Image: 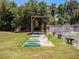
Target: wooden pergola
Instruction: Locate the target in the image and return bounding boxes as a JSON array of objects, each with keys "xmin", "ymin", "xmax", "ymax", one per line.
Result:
[{"xmin": 31, "ymin": 16, "xmax": 48, "ymax": 33}]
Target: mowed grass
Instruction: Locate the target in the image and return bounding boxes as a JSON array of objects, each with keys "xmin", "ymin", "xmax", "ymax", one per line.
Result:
[{"xmin": 0, "ymin": 32, "xmax": 79, "ymax": 59}]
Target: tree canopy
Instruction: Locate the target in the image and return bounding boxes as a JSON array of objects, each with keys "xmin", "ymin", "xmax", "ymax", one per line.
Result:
[{"xmin": 0, "ymin": 0, "xmax": 79, "ymax": 31}]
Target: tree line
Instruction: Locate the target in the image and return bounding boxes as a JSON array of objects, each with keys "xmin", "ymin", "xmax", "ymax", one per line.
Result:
[{"xmin": 0, "ymin": 0, "xmax": 79, "ymax": 31}]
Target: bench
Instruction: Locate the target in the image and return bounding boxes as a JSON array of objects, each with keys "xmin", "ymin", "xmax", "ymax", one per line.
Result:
[{"xmin": 65, "ymin": 38, "xmax": 74, "ymax": 44}]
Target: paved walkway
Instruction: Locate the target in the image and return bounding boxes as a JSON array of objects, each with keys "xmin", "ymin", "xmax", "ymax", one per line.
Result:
[{"xmin": 22, "ymin": 33, "xmax": 54, "ymax": 47}]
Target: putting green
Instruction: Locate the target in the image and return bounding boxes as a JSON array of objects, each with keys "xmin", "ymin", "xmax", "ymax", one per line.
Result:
[
  {"xmin": 23, "ymin": 42, "xmax": 40, "ymax": 46},
  {"xmin": 31, "ymin": 35, "xmax": 40, "ymax": 37},
  {"xmin": 22, "ymin": 32, "xmax": 41, "ymax": 47}
]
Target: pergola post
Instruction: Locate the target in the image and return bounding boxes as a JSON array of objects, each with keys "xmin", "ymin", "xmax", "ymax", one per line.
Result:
[
  {"xmin": 31, "ymin": 17, "xmax": 33, "ymax": 33},
  {"xmin": 43, "ymin": 17, "xmax": 47, "ymax": 34}
]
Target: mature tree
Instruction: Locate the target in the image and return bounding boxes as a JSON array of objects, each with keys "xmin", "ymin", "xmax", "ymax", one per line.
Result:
[
  {"xmin": 38, "ymin": 1, "xmax": 48, "ymax": 16},
  {"xmin": 57, "ymin": 0, "xmax": 79, "ymax": 25},
  {"xmin": 0, "ymin": 0, "xmax": 14, "ymax": 31},
  {"xmin": 50, "ymin": 3, "xmax": 57, "ymax": 16}
]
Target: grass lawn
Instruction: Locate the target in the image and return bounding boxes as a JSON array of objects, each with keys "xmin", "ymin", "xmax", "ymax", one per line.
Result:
[{"xmin": 0, "ymin": 32, "xmax": 79, "ymax": 59}]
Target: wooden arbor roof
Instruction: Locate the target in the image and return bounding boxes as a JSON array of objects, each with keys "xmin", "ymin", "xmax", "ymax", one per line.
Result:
[{"xmin": 31, "ymin": 16, "xmax": 48, "ymax": 23}]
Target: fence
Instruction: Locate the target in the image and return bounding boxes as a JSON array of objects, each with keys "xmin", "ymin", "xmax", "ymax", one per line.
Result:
[{"xmin": 49, "ymin": 25, "xmax": 79, "ymax": 48}]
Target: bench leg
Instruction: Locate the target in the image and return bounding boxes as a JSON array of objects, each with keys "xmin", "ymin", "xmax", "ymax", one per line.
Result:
[{"xmin": 67, "ymin": 39, "xmax": 70, "ymax": 44}]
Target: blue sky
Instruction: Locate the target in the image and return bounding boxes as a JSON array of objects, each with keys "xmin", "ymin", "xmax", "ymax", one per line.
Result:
[{"xmin": 13, "ymin": 0, "xmax": 79, "ymax": 6}]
